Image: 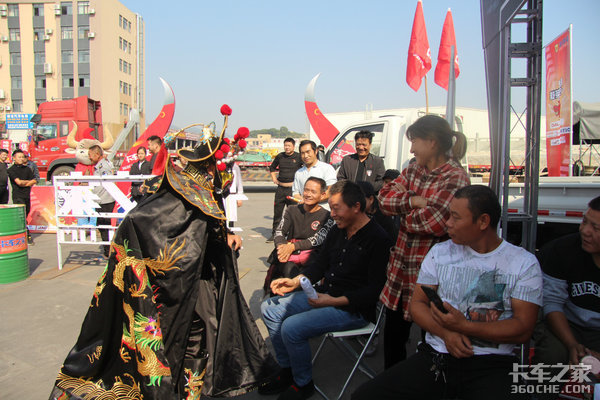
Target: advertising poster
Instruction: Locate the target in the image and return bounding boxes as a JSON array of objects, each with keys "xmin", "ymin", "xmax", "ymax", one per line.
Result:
[
  {"xmin": 545, "ymin": 26, "xmax": 572, "ymax": 176},
  {"xmin": 1, "ymin": 139, "xmax": 11, "ymax": 161},
  {"xmin": 28, "ymin": 186, "xmax": 57, "ymax": 233}
]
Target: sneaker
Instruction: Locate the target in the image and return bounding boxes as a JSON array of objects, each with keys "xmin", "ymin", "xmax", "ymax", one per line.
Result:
[
  {"xmin": 258, "ymin": 368, "xmax": 293, "ymax": 395},
  {"xmin": 277, "ymin": 381, "xmax": 315, "ymax": 400},
  {"xmin": 265, "ymin": 235, "xmax": 275, "ymax": 243}
]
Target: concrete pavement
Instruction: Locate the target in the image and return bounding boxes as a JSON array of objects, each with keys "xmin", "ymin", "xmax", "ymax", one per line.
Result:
[{"xmin": 0, "ymin": 187, "xmax": 416, "ymax": 399}]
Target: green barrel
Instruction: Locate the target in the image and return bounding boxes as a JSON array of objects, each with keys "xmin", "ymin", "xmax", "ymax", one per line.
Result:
[{"xmin": 0, "ymin": 205, "xmax": 29, "ymax": 284}]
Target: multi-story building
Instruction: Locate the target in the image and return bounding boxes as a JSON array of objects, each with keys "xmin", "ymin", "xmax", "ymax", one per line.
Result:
[{"xmin": 0, "ymin": 0, "xmax": 145, "ymax": 148}]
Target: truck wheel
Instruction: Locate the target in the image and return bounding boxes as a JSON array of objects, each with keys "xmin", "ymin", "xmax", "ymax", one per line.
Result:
[{"xmin": 50, "ymin": 165, "xmax": 75, "ymax": 180}]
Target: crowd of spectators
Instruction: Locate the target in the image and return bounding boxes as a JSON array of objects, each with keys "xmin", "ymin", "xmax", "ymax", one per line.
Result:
[{"xmin": 262, "ymin": 114, "xmax": 599, "ymax": 400}]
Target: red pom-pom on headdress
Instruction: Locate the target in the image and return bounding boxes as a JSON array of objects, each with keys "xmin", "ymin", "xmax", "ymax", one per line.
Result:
[
  {"xmin": 220, "ymin": 144, "xmax": 231, "ymax": 154},
  {"xmin": 214, "ymin": 150, "xmax": 224, "ymax": 160},
  {"xmin": 217, "ymin": 162, "xmax": 227, "ymax": 171},
  {"xmin": 238, "ymin": 139, "xmax": 247, "ymax": 149},
  {"xmin": 220, "ymin": 104, "xmax": 232, "ymax": 116},
  {"xmin": 237, "ymin": 127, "xmax": 250, "ymax": 139},
  {"xmin": 223, "ymin": 138, "xmax": 231, "ymax": 145}
]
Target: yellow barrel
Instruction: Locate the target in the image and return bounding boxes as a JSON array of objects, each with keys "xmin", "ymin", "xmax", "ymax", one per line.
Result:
[{"xmin": 0, "ymin": 205, "xmax": 29, "ymax": 284}]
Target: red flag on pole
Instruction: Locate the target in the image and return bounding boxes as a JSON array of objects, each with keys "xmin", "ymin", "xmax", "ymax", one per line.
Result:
[
  {"xmin": 434, "ymin": 8, "xmax": 460, "ymax": 90},
  {"xmin": 406, "ymin": 0, "xmax": 432, "ymax": 92}
]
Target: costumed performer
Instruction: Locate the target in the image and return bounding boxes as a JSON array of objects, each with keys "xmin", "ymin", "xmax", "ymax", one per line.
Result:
[{"xmin": 49, "ymin": 104, "xmax": 276, "ymax": 400}]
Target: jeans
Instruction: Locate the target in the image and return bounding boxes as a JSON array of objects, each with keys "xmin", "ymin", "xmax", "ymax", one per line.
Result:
[{"xmin": 261, "ymin": 291, "xmax": 368, "ymax": 386}]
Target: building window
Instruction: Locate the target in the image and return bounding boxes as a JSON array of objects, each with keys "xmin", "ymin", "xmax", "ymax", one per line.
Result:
[
  {"xmin": 61, "ymin": 2, "xmax": 72, "ymax": 15},
  {"xmin": 11, "ymin": 77, "xmax": 22, "ymax": 89},
  {"xmin": 9, "ymin": 29, "xmax": 20, "ymax": 42},
  {"xmin": 34, "ymin": 28, "xmax": 45, "ymax": 41},
  {"xmin": 33, "ymin": 4, "xmax": 44, "ymax": 17},
  {"xmin": 128, "ymin": 21, "xmax": 132, "ymax": 32},
  {"xmin": 61, "ymin": 27, "xmax": 73, "ymax": 40},
  {"xmin": 128, "ymin": 84, "xmax": 132, "ymax": 96},
  {"xmin": 119, "ymin": 15, "xmax": 123, "ymax": 28},
  {"xmin": 78, "ymin": 1, "xmax": 89, "ymax": 15},
  {"xmin": 62, "ymin": 77, "xmax": 74, "ymax": 88},
  {"xmin": 78, "ymin": 49, "xmax": 90, "ymax": 63},
  {"xmin": 36, "ymin": 77, "xmax": 47, "ymax": 89},
  {"xmin": 61, "ymin": 50, "xmax": 73, "ymax": 63},
  {"xmin": 119, "ymin": 37, "xmax": 122, "ymax": 49},
  {"xmin": 8, "ymin": 4, "xmax": 19, "ymax": 17},
  {"xmin": 79, "ymin": 75, "xmax": 90, "ymax": 87},
  {"xmin": 78, "ymin": 26, "xmax": 89, "ymax": 39},
  {"xmin": 10, "ymin": 53, "xmax": 21, "ymax": 65},
  {"xmin": 128, "ymin": 42, "xmax": 132, "ymax": 54},
  {"xmin": 12, "ymin": 101, "xmax": 23, "ymax": 112},
  {"xmin": 34, "ymin": 52, "xmax": 45, "ymax": 64},
  {"xmin": 119, "ymin": 59, "xmax": 122, "ymax": 71}
]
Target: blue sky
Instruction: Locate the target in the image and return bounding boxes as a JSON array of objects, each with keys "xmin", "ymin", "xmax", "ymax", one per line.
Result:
[{"xmin": 120, "ymin": 0, "xmax": 600, "ymax": 133}]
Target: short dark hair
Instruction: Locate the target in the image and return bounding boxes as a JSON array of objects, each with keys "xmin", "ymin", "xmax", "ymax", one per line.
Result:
[
  {"xmin": 453, "ymin": 185, "xmax": 501, "ymax": 228},
  {"xmin": 589, "ymin": 195, "xmax": 600, "ymax": 212},
  {"xmin": 147, "ymin": 135, "xmax": 162, "ymax": 145},
  {"xmin": 299, "ymin": 140, "xmax": 317, "ymax": 152},
  {"xmin": 305, "ymin": 176, "xmax": 326, "ymax": 192},
  {"xmin": 383, "ymin": 169, "xmax": 400, "ymax": 180},
  {"xmin": 89, "ymin": 144, "xmax": 103, "ymax": 155},
  {"xmin": 356, "ymin": 180, "xmax": 375, "ymax": 198},
  {"xmin": 284, "ymin": 137, "xmax": 296, "ymax": 145},
  {"xmin": 354, "ymin": 130, "xmax": 374, "ymax": 143},
  {"xmin": 136, "ymin": 146, "xmax": 147, "ymax": 154},
  {"xmin": 329, "ymin": 180, "xmax": 366, "ymax": 212},
  {"xmin": 12, "ymin": 149, "xmax": 23, "ymax": 157},
  {"xmin": 0, "ymin": 148, "xmax": 8, "ymax": 155}
]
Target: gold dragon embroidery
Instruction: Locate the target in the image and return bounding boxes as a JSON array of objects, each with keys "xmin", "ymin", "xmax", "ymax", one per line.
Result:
[
  {"xmin": 55, "ymin": 372, "xmax": 143, "ymax": 400},
  {"xmin": 112, "ymin": 239, "xmax": 185, "ymax": 298},
  {"xmin": 86, "ymin": 346, "xmax": 102, "ymax": 364},
  {"xmin": 184, "ymin": 367, "xmax": 206, "ymax": 400},
  {"xmin": 121, "ymin": 302, "xmax": 171, "ymax": 386}
]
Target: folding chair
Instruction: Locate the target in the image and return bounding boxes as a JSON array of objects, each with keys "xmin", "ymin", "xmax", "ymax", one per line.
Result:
[{"xmin": 311, "ymin": 304, "xmax": 385, "ymax": 400}]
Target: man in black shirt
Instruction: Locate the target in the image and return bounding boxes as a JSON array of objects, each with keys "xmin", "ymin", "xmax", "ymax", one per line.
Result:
[
  {"xmin": 268, "ymin": 137, "xmax": 302, "ymax": 242},
  {"xmin": 0, "ymin": 148, "xmax": 9, "ymax": 204},
  {"xmin": 259, "ymin": 180, "xmax": 392, "ymax": 400},
  {"xmin": 8, "ymin": 149, "xmax": 36, "ymax": 243}
]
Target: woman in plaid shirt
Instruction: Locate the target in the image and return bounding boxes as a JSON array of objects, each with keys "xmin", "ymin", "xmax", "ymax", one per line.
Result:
[{"xmin": 377, "ymin": 115, "xmax": 470, "ymax": 369}]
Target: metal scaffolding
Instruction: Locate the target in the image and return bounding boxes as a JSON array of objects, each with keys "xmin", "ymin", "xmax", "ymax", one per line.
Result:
[{"xmin": 481, "ymin": 0, "xmax": 543, "ymax": 253}]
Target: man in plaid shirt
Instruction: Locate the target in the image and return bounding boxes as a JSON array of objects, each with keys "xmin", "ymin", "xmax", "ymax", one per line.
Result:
[{"xmin": 377, "ymin": 115, "xmax": 470, "ymax": 369}]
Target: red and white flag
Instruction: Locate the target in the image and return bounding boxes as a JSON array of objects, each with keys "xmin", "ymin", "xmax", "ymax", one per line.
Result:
[
  {"xmin": 406, "ymin": 0, "xmax": 432, "ymax": 92},
  {"xmin": 434, "ymin": 8, "xmax": 460, "ymax": 90}
]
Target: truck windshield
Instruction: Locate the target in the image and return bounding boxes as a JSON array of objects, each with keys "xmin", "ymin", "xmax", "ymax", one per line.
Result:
[
  {"xmin": 328, "ymin": 123, "xmax": 384, "ymax": 168},
  {"xmin": 36, "ymin": 124, "xmax": 58, "ymax": 140}
]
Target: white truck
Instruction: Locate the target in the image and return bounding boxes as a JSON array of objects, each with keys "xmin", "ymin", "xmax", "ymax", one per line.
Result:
[{"xmin": 310, "ymin": 106, "xmax": 600, "ymax": 246}]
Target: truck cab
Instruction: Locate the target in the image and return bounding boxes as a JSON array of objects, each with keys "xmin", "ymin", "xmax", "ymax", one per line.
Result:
[{"xmin": 29, "ymin": 96, "xmax": 103, "ymax": 180}]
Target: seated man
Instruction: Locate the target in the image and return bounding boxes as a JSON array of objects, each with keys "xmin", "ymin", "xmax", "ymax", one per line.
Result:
[
  {"xmin": 533, "ymin": 195, "xmax": 600, "ymax": 378},
  {"xmin": 260, "ymin": 180, "xmax": 392, "ymax": 400},
  {"xmin": 264, "ymin": 177, "xmax": 335, "ymax": 294},
  {"xmin": 352, "ymin": 185, "xmax": 542, "ymax": 400}
]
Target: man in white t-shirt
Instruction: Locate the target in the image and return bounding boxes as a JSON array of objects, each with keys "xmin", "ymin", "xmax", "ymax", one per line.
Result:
[
  {"xmin": 352, "ymin": 185, "xmax": 542, "ymax": 400},
  {"xmin": 292, "ymin": 140, "xmax": 336, "ymax": 210}
]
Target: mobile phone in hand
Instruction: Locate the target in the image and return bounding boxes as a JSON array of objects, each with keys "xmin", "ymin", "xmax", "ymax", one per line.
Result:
[{"xmin": 421, "ymin": 286, "xmax": 448, "ymax": 314}]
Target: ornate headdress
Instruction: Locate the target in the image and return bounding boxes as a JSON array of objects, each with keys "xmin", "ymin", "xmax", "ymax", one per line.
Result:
[{"xmin": 162, "ymin": 105, "xmax": 249, "ymax": 219}]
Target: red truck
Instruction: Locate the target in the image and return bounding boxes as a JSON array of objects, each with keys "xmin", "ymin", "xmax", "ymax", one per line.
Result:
[{"xmin": 28, "ymin": 96, "xmax": 104, "ymax": 180}]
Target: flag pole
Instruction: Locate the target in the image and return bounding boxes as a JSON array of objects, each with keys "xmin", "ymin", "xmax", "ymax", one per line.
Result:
[
  {"xmin": 445, "ymin": 45, "xmax": 456, "ymax": 129},
  {"xmin": 424, "ymin": 75, "xmax": 429, "ymax": 113}
]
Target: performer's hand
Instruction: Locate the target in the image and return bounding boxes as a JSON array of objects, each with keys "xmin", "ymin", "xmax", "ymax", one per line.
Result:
[
  {"xmin": 270, "ymin": 278, "xmax": 299, "ymax": 296},
  {"xmin": 441, "ymin": 331, "xmax": 474, "ymax": 358},
  {"xmin": 236, "ymin": 200, "xmax": 243, "ymax": 207},
  {"xmin": 276, "ymin": 243, "xmax": 295, "ymax": 263},
  {"xmin": 227, "ymin": 233, "xmax": 242, "ymax": 251}
]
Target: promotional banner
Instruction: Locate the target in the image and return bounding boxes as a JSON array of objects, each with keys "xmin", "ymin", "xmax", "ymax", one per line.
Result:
[
  {"xmin": 1, "ymin": 139, "xmax": 12, "ymax": 161},
  {"xmin": 545, "ymin": 27, "xmax": 572, "ymax": 176},
  {"xmin": 434, "ymin": 8, "xmax": 460, "ymax": 90},
  {"xmin": 28, "ymin": 186, "xmax": 57, "ymax": 233}
]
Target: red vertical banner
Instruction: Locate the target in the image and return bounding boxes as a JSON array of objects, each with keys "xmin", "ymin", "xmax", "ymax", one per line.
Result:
[
  {"xmin": 545, "ymin": 27, "xmax": 572, "ymax": 176},
  {"xmin": 406, "ymin": 0, "xmax": 431, "ymax": 92}
]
